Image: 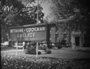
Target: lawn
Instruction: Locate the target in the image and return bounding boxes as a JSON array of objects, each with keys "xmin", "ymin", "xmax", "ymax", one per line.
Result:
[{"xmin": 1, "ymin": 46, "xmax": 90, "ymax": 69}]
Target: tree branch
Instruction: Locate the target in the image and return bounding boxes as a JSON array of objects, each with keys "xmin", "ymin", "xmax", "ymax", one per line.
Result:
[{"xmin": 57, "ymin": 15, "xmax": 75, "ymax": 22}]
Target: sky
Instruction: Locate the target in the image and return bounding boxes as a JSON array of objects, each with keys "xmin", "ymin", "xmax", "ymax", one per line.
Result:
[
  {"xmin": 20, "ymin": 0, "xmax": 90, "ymax": 22},
  {"xmin": 20, "ymin": 0, "xmax": 55, "ymax": 22},
  {"xmin": 35, "ymin": 0, "xmax": 55, "ymax": 22}
]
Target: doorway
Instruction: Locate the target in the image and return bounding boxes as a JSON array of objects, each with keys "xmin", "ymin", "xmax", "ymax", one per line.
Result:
[{"xmin": 75, "ymin": 36, "xmax": 80, "ymax": 46}]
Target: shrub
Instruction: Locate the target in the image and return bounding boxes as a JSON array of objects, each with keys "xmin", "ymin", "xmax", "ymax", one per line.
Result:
[
  {"xmin": 1, "ymin": 54, "xmax": 90, "ymax": 69},
  {"xmin": 24, "ymin": 42, "xmax": 36, "ymax": 54}
]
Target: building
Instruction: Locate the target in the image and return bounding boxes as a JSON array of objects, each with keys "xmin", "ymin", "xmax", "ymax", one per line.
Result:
[{"xmin": 48, "ymin": 23, "xmax": 85, "ymax": 49}]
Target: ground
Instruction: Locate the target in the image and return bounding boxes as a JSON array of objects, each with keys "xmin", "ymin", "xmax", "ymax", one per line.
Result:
[
  {"xmin": 1, "ymin": 46, "xmax": 90, "ymax": 59},
  {"xmin": 1, "ymin": 46, "xmax": 90, "ymax": 69}
]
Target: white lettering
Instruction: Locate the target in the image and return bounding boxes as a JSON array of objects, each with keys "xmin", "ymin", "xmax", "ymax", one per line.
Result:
[
  {"xmin": 17, "ymin": 33, "xmax": 35, "ymax": 38},
  {"xmin": 24, "ymin": 27, "xmax": 45, "ymax": 32},
  {"xmin": 10, "ymin": 27, "xmax": 45, "ymax": 33},
  {"xmin": 11, "ymin": 29, "xmax": 23, "ymax": 33}
]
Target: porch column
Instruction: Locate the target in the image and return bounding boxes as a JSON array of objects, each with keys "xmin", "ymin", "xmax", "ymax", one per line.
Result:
[{"xmin": 71, "ymin": 35, "xmax": 76, "ymax": 49}]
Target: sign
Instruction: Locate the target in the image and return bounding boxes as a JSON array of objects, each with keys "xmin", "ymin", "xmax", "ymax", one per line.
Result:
[{"xmin": 9, "ymin": 24, "xmax": 47, "ymax": 41}]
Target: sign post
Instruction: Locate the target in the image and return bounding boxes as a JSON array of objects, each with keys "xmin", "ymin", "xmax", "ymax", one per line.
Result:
[
  {"xmin": 36, "ymin": 42, "xmax": 38, "ymax": 57},
  {"xmin": 15, "ymin": 42, "xmax": 18, "ymax": 56},
  {"xmin": 36, "ymin": 0, "xmax": 39, "ymax": 57}
]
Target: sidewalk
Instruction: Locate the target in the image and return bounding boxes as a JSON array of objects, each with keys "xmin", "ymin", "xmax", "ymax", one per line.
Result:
[
  {"xmin": 61, "ymin": 46, "xmax": 90, "ymax": 52},
  {"xmin": 1, "ymin": 46, "xmax": 90, "ymax": 59}
]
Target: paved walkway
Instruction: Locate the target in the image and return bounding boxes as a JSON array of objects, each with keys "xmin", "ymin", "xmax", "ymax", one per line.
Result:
[
  {"xmin": 39, "ymin": 47, "xmax": 90, "ymax": 59},
  {"xmin": 61, "ymin": 46, "xmax": 90, "ymax": 52}
]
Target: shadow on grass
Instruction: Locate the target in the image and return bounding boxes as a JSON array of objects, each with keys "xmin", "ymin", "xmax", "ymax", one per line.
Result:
[{"xmin": 1, "ymin": 46, "xmax": 16, "ymax": 51}]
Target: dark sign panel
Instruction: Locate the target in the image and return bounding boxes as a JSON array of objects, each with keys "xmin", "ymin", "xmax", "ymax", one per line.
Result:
[{"xmin": 9, "ymin": 24, "xmax": 47, "ymax": 41}]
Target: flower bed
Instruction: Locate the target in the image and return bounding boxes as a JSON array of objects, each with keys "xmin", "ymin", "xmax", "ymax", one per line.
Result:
[{"xmin": 1, "ymin": 54, "xmax": 90, "ymax": 69}]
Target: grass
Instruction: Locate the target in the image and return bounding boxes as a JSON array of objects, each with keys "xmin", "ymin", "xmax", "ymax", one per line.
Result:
[{"xmin": 1, "ymin": 46, "xmax": 16, "ymax": 51}]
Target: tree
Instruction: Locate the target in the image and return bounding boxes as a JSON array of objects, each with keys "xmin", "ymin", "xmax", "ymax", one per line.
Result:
[
  {"xmin": 21, "ymin": 1, "xmax": 44, "ymax": 24},
  {"xmin": 45, "ymin": 0, "xmax": 89, "ymax": 29},
  {"xmin": 0, "ymin": 0, "xmax": 25, "ymax": 42},
  {"xmin": 44, "ymin": 0, "xmax": 90, "ymax": 46},
  {"xmin": 1, "ymin": 0, "xmax": 44, "ymax": 42}
]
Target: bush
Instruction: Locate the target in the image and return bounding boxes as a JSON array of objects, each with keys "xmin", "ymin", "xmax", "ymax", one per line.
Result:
[
  {"xmin": 56, "ymin": 43, "xmax": 62, "ymax": 49},
  {"xmin": 27, "ymin": 45, "xmax": 36, "ymax": 54},
  {"xmin": 1, "ymin": 54, "xmax": 90, "ymax": 69},
  {"xmin": 24, "ymin": 41, "xmax": 36, "ymax": 54}
]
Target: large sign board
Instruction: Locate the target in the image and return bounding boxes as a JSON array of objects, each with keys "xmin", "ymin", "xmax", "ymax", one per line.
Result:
[{"xmin": 9, "ymin": 24, "xmax": 47, "ymax": 41}]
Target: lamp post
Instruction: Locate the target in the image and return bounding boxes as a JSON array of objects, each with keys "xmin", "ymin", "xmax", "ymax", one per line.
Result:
[{"xmin": 37, "ymin": 0, "xmax": 39, "ymax": 24}]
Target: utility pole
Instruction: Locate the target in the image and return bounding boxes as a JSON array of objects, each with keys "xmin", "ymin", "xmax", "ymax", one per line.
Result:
[
  {"xmin": 36, "ymin": 0, "xmax": 44, "ymax": 57},
  {"xmin": 37, "ymin": 0, "xmax": 39, "ymax": 24},
  {"xmin": 36, "ymin": 0, "xmax": 39, "ymax": 57}
]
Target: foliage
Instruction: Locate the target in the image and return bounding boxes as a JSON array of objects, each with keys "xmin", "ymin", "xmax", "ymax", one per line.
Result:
[
  {"xmin": 47, "ymin": 0, "xmax": 89, "ymax": 31},
  {"xmin": 0, "ymin": 0, "xmax": 25, "ymax": 42},
  {"xmin": 24, "ymin": 41, "xmax": 36, "ymax": 54},
  {"xmin": 0, "ymin": 0, "xmax": 44, "ymax": 42},
  {"xmin": 1, "ymin": 54, "xmax": 90, "ymax": 69},
  {"xmin": 22, "ymin": 2, "xmax": 44, "ymax": 24}
]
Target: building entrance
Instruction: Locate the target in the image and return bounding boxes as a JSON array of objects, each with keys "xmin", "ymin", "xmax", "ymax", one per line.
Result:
[{"xmin": 75, "ymin": 36, "xmax": 80, "ymax": 46}]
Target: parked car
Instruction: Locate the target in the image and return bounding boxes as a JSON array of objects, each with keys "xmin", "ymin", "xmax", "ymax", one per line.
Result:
[{"xmin": 1, "ymin": 41, "xmax": 9, "ymax": 46}]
